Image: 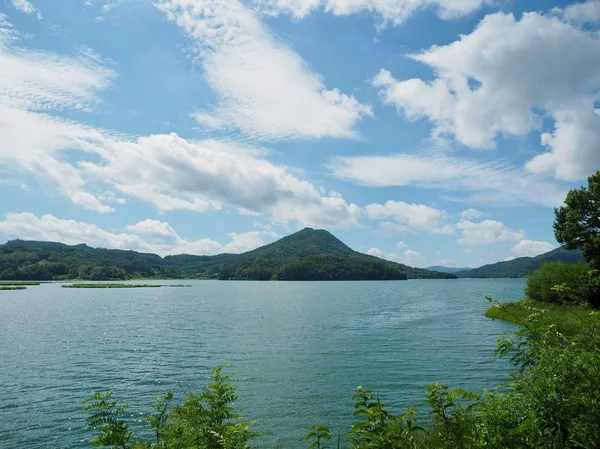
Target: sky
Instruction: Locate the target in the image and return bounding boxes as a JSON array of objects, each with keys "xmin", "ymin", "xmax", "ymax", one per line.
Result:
[{"xmin": 0, "ymin": 0, "xmax": 599, "ymax": 269}]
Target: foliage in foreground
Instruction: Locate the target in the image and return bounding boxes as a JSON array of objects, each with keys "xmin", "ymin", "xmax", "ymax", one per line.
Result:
[{"xmin": 83, "ymin": 302, "xmax": 600, "ymax": 449}]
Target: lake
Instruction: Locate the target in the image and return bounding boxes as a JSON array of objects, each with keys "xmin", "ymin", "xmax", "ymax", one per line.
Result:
[{"xmin": 0, "ymin": 279, "xmax": 524, "ymax": 448}]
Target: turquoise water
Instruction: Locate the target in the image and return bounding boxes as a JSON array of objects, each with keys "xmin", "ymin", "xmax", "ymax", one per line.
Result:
[{"xmin": 0, "ymin": 279, "xmax": 524, "ymax": 448}]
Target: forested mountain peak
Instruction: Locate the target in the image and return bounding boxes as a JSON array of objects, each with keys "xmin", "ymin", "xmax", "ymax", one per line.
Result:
[
  {"xmin": 0, "ymin": 230, "xmax": 457, "ymax": 281},
  {"xmin": 242, "ymin": 227, "xmax": 353, "ymax": 259}
]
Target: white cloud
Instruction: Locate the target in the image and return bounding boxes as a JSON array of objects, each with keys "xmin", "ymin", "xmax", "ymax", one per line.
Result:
[
  {"xmin": 435, "ymin": 258, "xmax": 458, "ymax": 268},
  {"xmin": 0, "ymin": 15, "xmax": 361, "ymax": 227},
  {"xmin": 460, "ymin": 208, "xmax": 482, "ymax": 220},
  {"xmin": 373, "ymin": 11, "xmax": 600, "ymax": 181},
  {"xmin": 1, "ymin": 111, "xmax": 362, "ymax": 226},
  {"xmin": 0, "ymin": 213, "xmax": 266, "ymax": 256},
  {"xmin": 330, "ymin": 152, "xmax": 567, "ymax": 207},
  {"xmin": 527, "ymin": 107, "xmax": 600, "ymax": 181},
  {"xmin": 403, "ymin": 249, "xmax": 425, "ymax": 266},
  {"xmin": 560, "ymin": 0, "xmax": 600, "ymax": 24},
  {"xmin": 0, "ymin": 15, "xmax": 118, "ymax": 213},
  {"xmin": 367, "ymin": 247, "xmax": 402, "ymax": 263},
  {"xmin": 510, "ymin": 239, "xmax": 556, "ymax": 258},
  {"xmin": 365, "ymin": 200, "xmax": 453, "ymax": 234},
  {"xmin": 0, "ymin": 38, "xmax": 115, "ymax": 112},
  {"xmin": 8, "ymin": 0, "xmax": 42, "ymax": 19},
  {"xmin": 379, "ymin": 221, "xmax": 415, "ymax": 236},
  {"xmin": 78, "ymin": 133, "xmax": 362, "ymax": 227},
  {"xmin": 0, "ymin": 107, "xmax": 114, "ymax": 213},
  {"xmin": 456, "ymin": 219, "xmax": 525, "ymax": 246},
  {"xmin": 396, "ymin": 241, "xmax": 406, "ymax": 249},
  {"xmin": 255, "ymin": 0, "xmax": 489, "ymax": 26},
  {"xmin": 156, "ymin": 0, "xmax": 371, "ymax": 141}
]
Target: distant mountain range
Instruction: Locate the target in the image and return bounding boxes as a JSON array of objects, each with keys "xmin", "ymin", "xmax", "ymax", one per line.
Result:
[
  {"xmin": 0, "ymin": 228, "xmax": 456, "ymax": 281},
  {"xmin": 426, "ymin": 266, "xmax": 472, "ymax": 274},
  {"xmin": 451, "ymin": 248, "xmax": 585, "ymax": 278}
]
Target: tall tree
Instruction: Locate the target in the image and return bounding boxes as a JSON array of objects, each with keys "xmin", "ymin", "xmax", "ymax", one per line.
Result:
[{"xmin": 554, "ymin": 171, "xmax": 600, "ymax": 269}]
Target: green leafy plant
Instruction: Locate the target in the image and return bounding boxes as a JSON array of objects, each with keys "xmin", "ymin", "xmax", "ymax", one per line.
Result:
[{"xmin": 83, "ymin": 367, "xmax": 256, "ymax": 449}]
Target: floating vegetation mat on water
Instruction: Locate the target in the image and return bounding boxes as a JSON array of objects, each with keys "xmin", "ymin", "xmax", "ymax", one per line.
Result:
[
  {"xmin": 0, "ymin": 286, "xmax": 27, "ymax": 290},
  {"xmin": 0, "ymin": 281, "xmax": 41, "ymax": 285},
  {"xmin": 62, "ymin": 284, "xmax": 162, "ymax": 289}
]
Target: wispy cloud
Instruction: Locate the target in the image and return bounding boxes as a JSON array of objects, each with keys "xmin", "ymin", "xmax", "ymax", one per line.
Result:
[
  {"xmin": 0, "ymin": 212, "xmax": 267, "ymax": 256},
  {"xmin": 254, "ymin": 0, "xmax": 490, "ymax": 26},
  {"xmin": 330, "ymin": 152, "xmax": 567, "ymax": 207},
  {"xmin": 8, "ymin": 0, "xmax": 42, "ymax": 20},
  {"xmin": 156, "ymin": 0, "xmax": 372, "ymax": 141}
]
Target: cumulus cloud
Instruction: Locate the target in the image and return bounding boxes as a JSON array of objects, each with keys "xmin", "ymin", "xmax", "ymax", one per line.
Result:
[
  {"xmin": 373, "ymin": 11, "xmax": 600, "ymax": 181},
  {"xmin": 1, "ymin": 113, "xmax": 362, "ymax": 226},
  {"xmin": 255, "ymin": 0, "xmax": 489, "ymax": 26},
  {"xmin": 560, "ymin": 0, "xmax": 600, "ymax": 24},
  {"xmin": 510, "ymin": 239, "xmax": 556, "ymax": 258},
  {"xmin": 456, "ymin": 219, "xmax": 525, "ymax": 246},
  {"xmin": 156, "ymin": 0, "xmax": 371, "ymax": 141},
  {"xmin": 403, "ymin": 249, "xmax": 425, "ymax": 266},
  {"xmin": 367, "ymin": 247, "xmax": 404, "ymax": 263},
  {"xmin": 0, "ymin": 213, "xmax": 266, "ymax": 256},
  {"xmin": 330, "ymin": 152, "xmax": 567, "ymax": 207},
  {"xmin": 365, "ymin": 200, "xmax": 453, "ymax": 234},
  {"xmin": 0, "ymin": 16, "xmax": 361, "ymax": 228},
  {"xmin": 460, "ymin": 208, "xmax": 482, "ymax": 220},
  {"xmin": 367, "ymin": 247, "xmax": 389, "ymax": 259}
]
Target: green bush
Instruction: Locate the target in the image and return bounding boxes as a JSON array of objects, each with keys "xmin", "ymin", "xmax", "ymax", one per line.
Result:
[{"xmin": 525, "ymin": 261, "xmax": 588, "ymax": 304}]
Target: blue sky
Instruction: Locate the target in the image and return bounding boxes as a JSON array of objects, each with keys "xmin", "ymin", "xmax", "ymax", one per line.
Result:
[{"xmin": 0, "ymin": 0, "xmax": 599, "ymax": 268}]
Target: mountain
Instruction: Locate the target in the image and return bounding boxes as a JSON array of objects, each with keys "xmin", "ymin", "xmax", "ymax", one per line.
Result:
[
  {"xmin": 426, "ymin": 266, "xmax": 472, "ymax": 274},
  {"xmin": 0, "ymin": 228, "xmax": 456, "ymax": 281},
  {"xmin": 456, "ymin": 247, "xmax": 586, "ymax": 278}
]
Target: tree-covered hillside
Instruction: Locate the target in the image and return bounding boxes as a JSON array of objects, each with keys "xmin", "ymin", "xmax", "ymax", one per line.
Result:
[
  {"xmin": 0, "ymin": 228, "xmax": 456, "ymax": 281},
  {"xmin": 214, "ymin": 228, "xmax": 455, "ymax": 280},
  {"xmin": 456, "ymin": 247, "xmax": 585, "ymax": 278}
]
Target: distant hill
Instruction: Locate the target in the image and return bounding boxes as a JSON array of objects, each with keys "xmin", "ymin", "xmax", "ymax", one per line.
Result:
[
  {"xmin": 0, "ymin": 228, "xmax": 456, "ymax": 281},
  {"xmin": 456, "ymin": 247, "xmax": 586, "ymax": 278},
  {"xmin": 426, "ymin": 266, "xmax": 472, "ymax": 274}
]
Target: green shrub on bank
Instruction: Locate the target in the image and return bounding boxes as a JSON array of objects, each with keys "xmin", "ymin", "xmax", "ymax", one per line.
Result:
[{"xmin": 525, "ymin": 261, "xmax": 588, "ymax": 304}]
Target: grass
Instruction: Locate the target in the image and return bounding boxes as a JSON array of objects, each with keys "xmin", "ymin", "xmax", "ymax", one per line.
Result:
[
  {"xmin": 0, "ymin": 281, "xmax": 41, "ymax": 285},
  {"xmin": 0, "ymin": 286, "xmax": 27, "ymax": 290},
  {"xmin": 62, "ymin": 283, "xmax": 162, "ymax": 289},
  {"xmin": 486, "ymin": 298, "xmax": 600, "ymax": 335}
]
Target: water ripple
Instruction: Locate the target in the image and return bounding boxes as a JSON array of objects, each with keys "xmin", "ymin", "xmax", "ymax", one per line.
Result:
[{"xmin": 0, "ymin": 279, "xmax": 523, "ymax": 448}]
